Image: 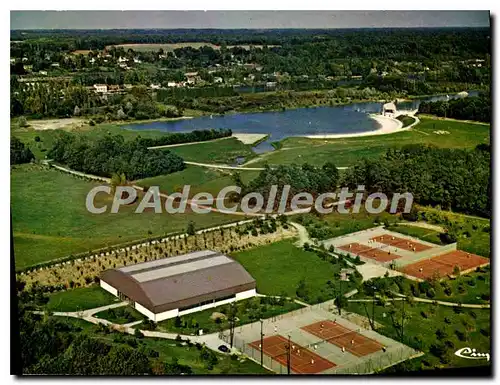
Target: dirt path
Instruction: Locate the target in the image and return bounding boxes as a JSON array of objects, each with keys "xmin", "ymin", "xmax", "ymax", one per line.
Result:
[{"xmin": 397, "ymin": 221, "xmax": 445, "ymax": 232}]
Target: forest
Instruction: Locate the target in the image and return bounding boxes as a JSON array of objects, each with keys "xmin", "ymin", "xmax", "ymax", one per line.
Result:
[
  {"xmin": 137, "ymin": 128, "xmax": 232, "ymax": 148},
  {"xmin": 341, "ymin": 144, "xmax": 491, "ymax": 218},
  {"xmin": 240, "ymin": 163, "xmax": 340, "ymax": 206},
  {"xmin": 418, "ymin": 93, "xmax": 491, "ymax": 122},
  {"xmin": 48, "ymin": 132, "xmax": 185, "ymax": 180}
]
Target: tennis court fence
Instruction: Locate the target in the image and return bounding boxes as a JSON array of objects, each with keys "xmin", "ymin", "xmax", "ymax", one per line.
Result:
[
  {"xmin": 323, "ymin": 345, "xmax": 421, "ymax": 374},
  {"xmin": 221, "ymin": 332, "xmax": 289, "ymax": 374}
]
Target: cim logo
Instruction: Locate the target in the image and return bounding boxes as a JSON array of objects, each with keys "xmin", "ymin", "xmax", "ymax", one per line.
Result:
[{"xmin": 454, "ymin": 347, "xmax": 490, "ymax": 362}]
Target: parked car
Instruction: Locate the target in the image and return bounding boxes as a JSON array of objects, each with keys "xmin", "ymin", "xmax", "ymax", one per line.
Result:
[{"xmin": 218, "ymin": 345, "xmax": 230, "ymax": 353}]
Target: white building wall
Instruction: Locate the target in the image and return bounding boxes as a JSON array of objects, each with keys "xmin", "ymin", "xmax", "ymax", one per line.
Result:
[
  {"xmin": 235, "ymin": 288, "xmax": 257, "ymax": 301},
  {"xmin": 135, "ymin": 302, "xmax": 155, "ymax": 320},
  {"xmin": 102, "ymin": 286, "xmax": 257, "ymax": 322},
  {"xmin": 178, "ymin": 288, "xmax": 258, "ymax": 318},
  {"xmin": 154, "ymin": 308, "xmax": 180, "ymax": 322},
  {"xmin": 100, "ymin": 280, "xmax": 118, "ymax": 296}
]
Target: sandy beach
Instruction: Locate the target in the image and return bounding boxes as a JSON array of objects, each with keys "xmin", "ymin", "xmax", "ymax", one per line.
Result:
[{"xmin": 303, "ymin": 114, "xmax": 408, "ymax": 139}]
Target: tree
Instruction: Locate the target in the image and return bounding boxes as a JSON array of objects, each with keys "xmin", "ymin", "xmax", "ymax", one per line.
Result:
[
  {"xmin": 110, "ymin": 173, "xmax": 127, "ymax": 194},
  {"xmin": 117, "ymin": 108, "xmax": 127, "ymax": 120},
  {"xmin": 295, "ymin": 278, "xmax": 309, "ymax": 301},
  {"xmin": 186, "ymin": 221, "xmax": 196, "ymax": 236},
  {"xmin": 11, "ymin": 137, "xmax": 34, "ymax": 165},
  {"xmin": 18, "ymin": 116, "xmax": 29, "ymax": 128},
  {"xmin": 334, "ymin": 294, "xmax": 348, "ymax": 315}
]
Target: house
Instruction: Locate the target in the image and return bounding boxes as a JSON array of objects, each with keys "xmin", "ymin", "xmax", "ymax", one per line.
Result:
[
  {"xmin": 93, "ymin": 84, "xmax": 108, "ymax": 94},
  {"xmin": 184, "ymin": 72, "xmax": 199, "ymax": 84},
  {"xmin": 382, "ymin": 102, "xmax": 396, "ymax": 117},
  {"xmin": 100, "ymin": 250, "xmax": 257, "ymax": 321}
]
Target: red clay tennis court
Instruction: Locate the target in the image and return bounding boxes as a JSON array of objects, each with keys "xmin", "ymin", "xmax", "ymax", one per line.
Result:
[
  {"xmin": 370, "ymin": 235, "xmax": 434, "ymax": 252},
  {"xmin": 338, "ymin": 242, "xmax": 402, "ymax": 262},
  {"xmin": 248, "ymin": 335, "xmax": 336, "ymax": 374},
  {"xmin": 401, "ymin": 250, "xmax": 490, "ymax": 280},
  {"xmin": 301, "ymin": 320, "xmax": 385, "ymax": 357}
]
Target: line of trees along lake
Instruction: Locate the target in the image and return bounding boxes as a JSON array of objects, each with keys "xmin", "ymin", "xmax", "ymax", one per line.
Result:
[{"xmin": 418, "ymin": 94, "xmax": 491, "ymax": 123}]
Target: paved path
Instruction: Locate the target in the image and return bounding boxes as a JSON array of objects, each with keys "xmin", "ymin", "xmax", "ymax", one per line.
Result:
[
  {"xmin": 184, "ymin": 161, "xmax": 267, "ymax": 171},
  {"xmin": 147, "ymin": 137, "xmax": 229, "ymax": 150},
  {"xmin": 348, "ymin": 296, "xmax": 490, "ymax": 309},
  {"xmin": 186, "ymin": 161, "xmax": 349, "ymax": 171},
  {"xmin": 290, "ymin": 222, "xmax": 311, "ymax": 247}
]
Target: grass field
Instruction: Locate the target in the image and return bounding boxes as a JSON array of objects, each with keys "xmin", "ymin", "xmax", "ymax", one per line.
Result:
[
  {"xmin": 293, "ymin": 209, "xmax": 397, "ymax": 241},
  {"xmin": 380, "ymin": 269, "xmax": 490, "ymax": 305},
  {"xmin": 387, "ymin": 224, "xmax": 444, "ymax": 245},
  {"xmin": 136, "ymin": 165, "xmax": 259, "ymax": 197},
  {"xmin": 165, "ymin": 137, "xmax": 257, "ymax": 164},
  {"xmin": 11, "ymin": 164, "xmax": 238, "ymax": 269},
  {"xmin": 45, "ymin": 285, "xmax": 118, "ymax": 312},
  {"xmin": 232, "ymin": 240, "xmax": 356, "ymax": 304},
  {"xmin": 157, "ymin": 297, "xmax": 303, "ymax": 335},
  {"xmin": 249, "ymin": 118, "xmax": 490, "ymax": 167},
  {"xmin": 347, "ymin": 300, "xmax": 490, "ymax": 371},
  {"xmin": 94, "ymin": 306, "xmax": 144, "ymax": 324},
  {"xmin": 388, "ymin": 217, "xmax": 490, "ymax": 258}
]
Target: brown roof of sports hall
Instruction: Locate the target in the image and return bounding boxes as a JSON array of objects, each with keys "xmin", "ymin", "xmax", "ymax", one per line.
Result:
[{"xmin": 100, "ymin": 250, "xmax": 256, "ymax": 313}]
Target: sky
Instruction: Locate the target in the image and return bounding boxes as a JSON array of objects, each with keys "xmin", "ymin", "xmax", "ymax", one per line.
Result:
[{"xmin": 10, "ymin": 10, "xmax": 490, "ymax": 30}]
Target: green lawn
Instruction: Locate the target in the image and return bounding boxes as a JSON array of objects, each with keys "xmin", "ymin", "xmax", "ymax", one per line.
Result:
[
  {"xmin": 293, "ymin": 209, "xmax": 397, "ymax": 241},
  {"xmin": 346, "ymin": 300, "xmax": 491, "ymax": 371},
  {"xmin": 94, "ymin": 306, "xmax": 145, "ymax": 324},
  {"xmin": 390, "ymin": 210, "xmax": 491, "ymax": 258},
  {"xmin": 373, "ymin": 271, "xmax": 490, "ymax": 305},
  {"xmin": 136, "ymin": 165, "xmax": 260, "ymax": 198},
  {"xmin": 46, "ymin": 285, "xmax": 118, "ymax": 312},
  {"xmin": 387, "ymin": 224, "xmax": 444, "ymax": 245},
  {"xmin": 157, "ymin": 297, "xmax": 303, "ymax": 335},
  {"xmin": 165, "ymin": 137, "xmax": 256, "ymax": 164},
  {"xmin": 232, "ymin": 240, "xmax": 356, "ymax": 304},
  {"xmin": 249, "ymin": 118, "xmax": 490, "ymax": 167},
  {"xmin": 11, "ymin": 164, "xmax": 238, "ymax": 269}
]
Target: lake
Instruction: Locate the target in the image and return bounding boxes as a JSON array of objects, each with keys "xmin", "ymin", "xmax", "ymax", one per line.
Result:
[{"xmin": 127, "ymin": 91, "xmax": 479, "ymax": 153}]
